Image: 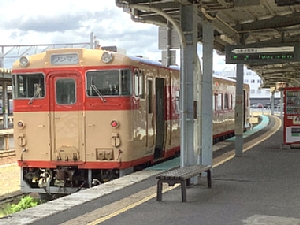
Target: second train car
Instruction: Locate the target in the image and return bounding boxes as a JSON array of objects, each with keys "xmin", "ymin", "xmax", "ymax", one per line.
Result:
[{"xmin": 12, "ymin": 47, "xmax": 249, "ymax": 195}]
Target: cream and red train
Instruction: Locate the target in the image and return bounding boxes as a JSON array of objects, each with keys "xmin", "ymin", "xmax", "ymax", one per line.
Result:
[{"xmin": 12, "ymin": 47, "xmax": 249, "ymax": 195}]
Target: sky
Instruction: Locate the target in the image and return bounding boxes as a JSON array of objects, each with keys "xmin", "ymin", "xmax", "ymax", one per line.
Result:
[{"xmin": 0, "ymin": 0, "xmax": 234, "ymax": 72}]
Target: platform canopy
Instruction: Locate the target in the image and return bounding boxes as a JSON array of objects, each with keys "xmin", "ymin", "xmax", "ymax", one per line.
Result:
[{"xmin": 116, "ymin": 0, "xmax": 300, "ymax": 88}]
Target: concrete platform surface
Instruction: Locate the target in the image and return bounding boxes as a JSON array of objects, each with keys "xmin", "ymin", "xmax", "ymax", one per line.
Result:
[{"xmin": 2, "ymin": 115, "xmax": 297, "ymax": 225}]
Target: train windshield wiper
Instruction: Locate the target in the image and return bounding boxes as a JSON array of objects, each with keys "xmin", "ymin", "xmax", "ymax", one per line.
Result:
[
  {"xmin": 28, "ymin": 85, "xmax": 41, "ymax": 104},
  {"xmin": 90, "ymin": 84, "xmax": 106, "ymax": 102}
]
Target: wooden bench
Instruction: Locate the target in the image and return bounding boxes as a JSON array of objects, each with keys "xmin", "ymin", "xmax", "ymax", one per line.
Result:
[{"xmin": 156, "ymin": 164, "xmax": 212, "ymax": 202}]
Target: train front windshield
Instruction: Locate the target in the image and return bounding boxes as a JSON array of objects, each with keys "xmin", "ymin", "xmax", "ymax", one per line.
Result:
[
  {"xmin": 86, "ymin": 69, "xmax": 131, "ymax": 96},
  {"xmin": 12, "ymin": 73, "xmax": 45, "ymax": 99}
]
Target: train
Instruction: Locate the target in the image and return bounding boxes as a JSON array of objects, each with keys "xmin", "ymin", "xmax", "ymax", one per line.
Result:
[{"xmin": 11, "ymin": 47, "xmax": 250, "ymax": 196}]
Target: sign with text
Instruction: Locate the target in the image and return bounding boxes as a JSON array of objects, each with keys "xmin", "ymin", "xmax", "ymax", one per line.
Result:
[{"xmin": 225, "ymin": 43, "xmax": 300, "ymax": 64}]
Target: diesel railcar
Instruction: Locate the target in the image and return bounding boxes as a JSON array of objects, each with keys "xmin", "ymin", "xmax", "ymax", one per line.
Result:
[{"xmin": 12, "ymin": 47, "xmax": 249, "ymax": 195}]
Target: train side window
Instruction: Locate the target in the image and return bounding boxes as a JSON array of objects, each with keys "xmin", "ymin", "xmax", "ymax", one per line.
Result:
[
  {"xmin": 217, "ymin": 93, "xmax": 223, "ymax": 110},
  {"xmin": 56, "ymin": 78, "xmax": 76, "ymax": 104},
  {"xmin": 134, "ymin": 69, "xmax": 144, "ymax": 98},
  {"xmin": 213, "ymin": 94, "xmax": 216, "ymax": 111},
  {"xmin": 140, "ymin": 72, "xmax": 145, "ymax": 99},
  {"xmin": 13, "ymin": 73, "xmax": 45, "ymax": 99},
  {"xmin": 134, "ymin": 70, "xmax": 138, "ymax": 96},
  {"xmin": 224, "ymin": 93, "xmax": 229, "ymax": 109},
  {"xmin": 148, "ymin": 80, "xmax": 153, "ymax": 113},
  {"xmin": 175, "ymin": 90, "xmax": 180, "ymax": 114}
]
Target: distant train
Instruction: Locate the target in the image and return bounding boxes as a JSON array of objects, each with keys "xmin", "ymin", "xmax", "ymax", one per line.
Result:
[{"xmin": 11, "ymin": 47, "xmax": 250, "ymax": 196}]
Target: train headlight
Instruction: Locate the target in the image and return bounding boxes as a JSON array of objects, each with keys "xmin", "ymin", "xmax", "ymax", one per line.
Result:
[
  {"xmin": 19, "ymin": 56, "xmax": 30, "ymax": 67},
  {"xmin": 111, "ymin": 120, "xmax": 119, "ymax": 128},
  {"xmin": 101, "ymin": 52, "xmax": 113, "ymax": 64}
]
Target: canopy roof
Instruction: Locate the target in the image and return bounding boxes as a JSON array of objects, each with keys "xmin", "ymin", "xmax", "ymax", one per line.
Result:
[{"xmin": 117, "ymin": 0, "xmax": 300, "ymax": 88}]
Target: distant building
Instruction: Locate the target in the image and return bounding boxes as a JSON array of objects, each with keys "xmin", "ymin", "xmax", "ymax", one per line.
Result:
[{"xmin": 214, "ymin": 67, "xmax": 281, "ymax": 105}]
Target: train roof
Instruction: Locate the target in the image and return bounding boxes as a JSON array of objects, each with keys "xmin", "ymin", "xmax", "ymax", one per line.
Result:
[
  {"xmin": 213, "ymin": 75, "xmax": 250, "ymax": 87},
  {"xmin": 213, "ymin": 74, "xmax": 237, "ymax": 82},
  {"xmin": 11, "ymin": 48, "xmax": 244, "ymax": 85},
  {"xmin": 128, "ymin": 56, "xmax": 180, "ymax": 70},
  {"xmin": 12, "ymin": 47, "xmax": 181, "ymax": 71}
]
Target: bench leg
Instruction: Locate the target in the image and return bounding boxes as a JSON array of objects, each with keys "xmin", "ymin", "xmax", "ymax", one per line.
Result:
[
  {"xmin": 207, "ymin": 169, "xmax": 212, "ymax": 188},
  {"xmin": 186, "ymin": 178, "xmax": 190, "ymax": 187},
  {"xmin": 156, "ymin": 180, "xmax": 163, "ymax": 201},
  {"xmin": 181, "ymin": 180, "xmax": 187, "ymax": 202}
]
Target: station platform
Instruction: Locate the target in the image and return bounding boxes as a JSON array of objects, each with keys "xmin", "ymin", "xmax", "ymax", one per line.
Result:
[{"xmin": 3, "ymin": 115, "xmax": 300, "ymax": 225}]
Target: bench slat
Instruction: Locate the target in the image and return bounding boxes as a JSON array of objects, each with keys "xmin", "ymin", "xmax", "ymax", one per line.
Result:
[
  {"xmin": 156, "ymin": 164, "xmax": 212, "ymax": 202},
  {"xmin": 156, "ymin": 165, "xmax": 211, "ymax": 180}
]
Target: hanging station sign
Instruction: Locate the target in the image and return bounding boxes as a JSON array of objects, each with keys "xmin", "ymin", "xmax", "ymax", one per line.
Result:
[{"xmin": 225, "ymin": 43, "xmax": 300, "ymax": 64}]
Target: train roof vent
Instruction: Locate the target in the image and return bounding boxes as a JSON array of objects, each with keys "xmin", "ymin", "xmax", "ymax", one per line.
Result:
[{"xmin": 101, "ymin": 46, "xmax": 127, "ymax": 55}]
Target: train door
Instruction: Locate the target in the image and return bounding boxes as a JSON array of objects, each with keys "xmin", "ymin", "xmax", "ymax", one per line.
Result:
[
  {"xmin": 154, "ymin": 78, "xmax": 165, "ymax": 159},
  {"xmin": 146, "ymin": 78, "xmax": 154, "ymax": 151},
  {"xmin": 49, "ymin": 71, "xmax": 84, "ymax": 162}
]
